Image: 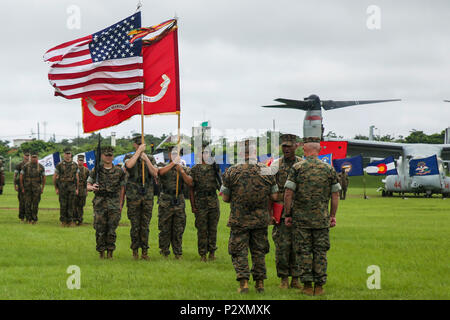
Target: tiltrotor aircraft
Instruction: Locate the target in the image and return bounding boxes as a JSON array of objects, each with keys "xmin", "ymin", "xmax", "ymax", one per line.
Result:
[{"xmin": 262, "ymin": 95, "xmax": 450, "ymax": 197}]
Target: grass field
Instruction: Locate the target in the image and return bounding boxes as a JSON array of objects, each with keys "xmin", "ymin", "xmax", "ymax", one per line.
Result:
[{"xmin": 0, "ymin": 172, "xmax": 449, "ymax": 300}]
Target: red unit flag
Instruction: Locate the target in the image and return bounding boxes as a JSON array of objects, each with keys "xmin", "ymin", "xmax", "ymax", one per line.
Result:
[{"xmin": 81, "ymin": 22, "xmax": 180, "ymax": 133}]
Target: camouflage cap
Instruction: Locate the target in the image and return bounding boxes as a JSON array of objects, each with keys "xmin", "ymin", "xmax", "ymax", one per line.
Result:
[
  {"xmin": 77, "ymin": 154, "xmax": 85, "ymax": 160},
  {"xmin": 22, "ymin": 149, "xmax": 30, "ymax": 156},
  {"xmin": 303, "ymin": 136, "xmax": 321, "ymax": 143},
  {"xmin": 63, "ymin": 147, "xmax": 72, "ymax": 154},
  {"xmin": 31, "ymin": 151, "xmax": 39, "ymax": 157},
  {"xmin": 132, "ymin": 135, "xmax": 143, "ymax": 145},
  {"xmin": 280, "ymin": 133, "xmax": 298, "ymax": 147},
  {"xmin": 101, "ymin": 146, "xmax": 114, "ymax": 155}
]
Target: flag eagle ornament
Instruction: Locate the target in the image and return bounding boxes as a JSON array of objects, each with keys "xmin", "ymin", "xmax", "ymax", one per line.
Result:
[{"xmin": 44, "ymin": 12, "xmax": 144, "ymax": 99}]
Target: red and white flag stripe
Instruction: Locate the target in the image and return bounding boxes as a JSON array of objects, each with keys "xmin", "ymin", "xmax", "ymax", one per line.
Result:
[{"xmin": 43, "ymin": 13, "xmax": 143, "ymax": 99}]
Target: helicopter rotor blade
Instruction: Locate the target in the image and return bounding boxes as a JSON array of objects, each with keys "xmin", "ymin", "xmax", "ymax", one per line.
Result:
[
  {"xmin": 444, "ymin": 100, "xmax": 450, "ymax": 102},
  {"xmin": 321, "ymin": 99, "xmax": 401, "ymax": 110},
  {"xmin": 262, "ymin": 98, "xmax": 312, "ymax": 111}
]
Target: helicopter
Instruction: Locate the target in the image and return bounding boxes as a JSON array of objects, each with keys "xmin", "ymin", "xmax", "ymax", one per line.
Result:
[{"xmin": 262, "ymin": 95, "xmax": 450, "ymax": 197}]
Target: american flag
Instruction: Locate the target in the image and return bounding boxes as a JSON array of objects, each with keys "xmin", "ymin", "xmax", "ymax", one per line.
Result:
[{"xmin": 43, "ymin": 12, "xmax": 143, "ymax": 99}]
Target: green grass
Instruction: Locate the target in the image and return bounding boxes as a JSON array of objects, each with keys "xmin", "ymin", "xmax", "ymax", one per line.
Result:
[{"xmin": 0, "ymin": 173, "xmax": 449, "ymax": 300}]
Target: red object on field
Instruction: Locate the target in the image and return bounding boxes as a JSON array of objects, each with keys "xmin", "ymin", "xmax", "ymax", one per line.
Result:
[
  {"xmin": 272, "ymin": 202, "xmax": 284, "ymax": 225},
  {"xmin": 319, "ymin": 141, "xmax": 348, "ymax": 160}
]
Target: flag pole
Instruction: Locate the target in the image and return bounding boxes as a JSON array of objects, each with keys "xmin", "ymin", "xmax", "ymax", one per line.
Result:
[
  {"xmin": 175, "ymin": 112, "xmax": 181, "ymax": 197},
  {"xmin": 141, "ymin": 94, "xmax": 145, "ymax": 187}
]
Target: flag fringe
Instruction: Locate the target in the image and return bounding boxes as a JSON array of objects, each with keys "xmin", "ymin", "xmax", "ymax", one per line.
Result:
[{"xmin": 129, "ymin": 19, "xmax": 177, "ymax": 44}]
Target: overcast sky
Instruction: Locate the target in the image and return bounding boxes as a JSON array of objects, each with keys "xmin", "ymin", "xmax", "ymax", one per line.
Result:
[{"xmin": 1, "ymin": 0, "xmax": 449, "ymax": 144}]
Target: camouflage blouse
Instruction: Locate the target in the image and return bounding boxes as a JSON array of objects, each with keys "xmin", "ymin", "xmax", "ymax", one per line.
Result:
[
  {"xmin": 222, "ymin": 163, "xmax": 278, "ymax": 230},
  {"xmin": 285, "ymin": 156, "xmax": 341, "ymax": 229}
]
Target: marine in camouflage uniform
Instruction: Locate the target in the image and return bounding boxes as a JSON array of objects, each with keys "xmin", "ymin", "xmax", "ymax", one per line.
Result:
[
  {"xmin": 74, "ymin": 154, "xmax": 90, "ymax": 225},
  {"xmin": 54, "ymin": 148, "xmax": 79, "ymax": 227},
  {"xmin": 0, "ymin": 156, "xmax": 5, "ymax": 195},
  {"xmin": 270, "ymin": 134, "xmax": 303, "ymax": 289},
  {"xmin": 157, "ymin": 146, "xmax": 193, "ymax": 259},
  {"xmin": 124, "ymin": 136, "xmax": 159, "ymax": 260},
  {"xmin": 189, "ymin": 146, "xmax": 221, "ymax": 262},
  {"xmin": 14, "ymin": 151, "xmax": 30, "ymax": 221},
  {"xmin": 284, "ymin": 137, "xmax": 340, "ymax": 296},
  {"xmin": 221, "ymin": 140, "xmax": 278, "ymax": 294},
  {"xmin": 87, "ymin": 146, "xmax": 125, "ymax": 259},
  {"xmin": 20, "ymin": 152, "xmax": 45, "ymax": 224},
  {"xmin": 338, "ymin": 170, "xmax": 349, "ymax": 200}
]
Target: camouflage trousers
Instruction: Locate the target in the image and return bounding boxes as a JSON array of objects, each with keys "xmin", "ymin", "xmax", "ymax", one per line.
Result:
[
  {"xmin": 340, "ymin": 187, "xmax": 347, "ymax": 200},
  {"xmin": 74, "ymin": 193, "xmax": 87, "ymax": 223},
  {"xmin": 17, "ymin": 190, "xmax": 26, "ymax": 220},
  {"xmin": 93, "ymin": 197, "xmax": 121, "ymax": 252},
  {"xmin": 158, "ymin": 205, "xmax": 186, "ymax": 256},
  {"xmin": 127, "ymin": 197, "xmax": 153, "ymax": 250},
  {"xmin": 295, "ymin": 227, "xmax": 330, "ymax": 285},
  {"xmin": 272, "ymin": 222, "xmax": 300, "ymax": 278},
  {"xmin": 59, "ymin": 188, "xmax": 76, "ymax": 223},
  {"xmin": 24, "ymin": 189, "xmax": 41, "ymax": 222},
  {"xmin": 228, "ymin": 227, "xmax": 270, "ymax": 281},
  {"xmin": 194, "ymin": 207, "xmax": 220, "ymax": 256}
]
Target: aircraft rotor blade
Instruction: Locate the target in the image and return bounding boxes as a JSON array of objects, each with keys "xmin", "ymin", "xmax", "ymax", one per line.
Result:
[
  {"xmin": 261, "ymin": 104, "xmax": 308, "ymax": 110},
  {"xmin": 262, "ymin": 98, "xmax": 312, "ymax": 111},
  {"xmin": 444, "ymin": 100, "xmax": 450, "ymax": 102},
  {"xmin": 321, "ymin": 99, "xmax": 401, "ymax": 110}
]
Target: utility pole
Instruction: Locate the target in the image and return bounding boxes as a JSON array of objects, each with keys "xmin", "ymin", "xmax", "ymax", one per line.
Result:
[
  {"xmin": 369, "ymin": 125, "xmax": 377, "ymax": 141},
  {"xmin": 37, "ymin": 122, "xmax": 40, "ymax": 140},
  {"xmin": 111, "ymin": 132, "xmax": 116, "ymax": 147},
  {"xmin": 76, "ymin": 122, "xmax": 81, "ymax": 147},
  {"xmin": 43, "ymin": 122, "xmax": 48, "ymax": 141}
]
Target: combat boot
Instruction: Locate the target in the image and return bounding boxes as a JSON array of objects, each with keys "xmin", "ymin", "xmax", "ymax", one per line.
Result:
[
  {"xmin": 290, "ymin": 277, "xmax": 302, "ymax": 289},
  {"xmin": 175, "ymin": 255, "xmax": 182, "ymax": 260},
  {"xmin": 314, "ymin": 284, "xmax": 325, "ymax": 296},
  {"xmin": 279, "ymin": 277, "xmax": 289, "ymax": 289},
  {"xmin": 255, "ymin": 280, "xmax": 264, "ymax": 293},
  {"xmin": 302, "ymin": 282, "xmax": 314, "ymax": 296},
  {"xmin": 106, "ymin": 250, "xmax": 113, "ymax": 259},
  {"xmin": 61, "ymin": 222, "xmax": 66, "ymax": 227},
  {"xmin": 132, "ymin": 249, "xmax": 139, "ymax": 260},
  {"xmin": 200, "ymin": 255, "xmax": 207, "ymax": 262},
  {"xmin": 141, "ymin": 249, "xmax": 149, "ymax": 261},
  {"xmin": 208, "ymin": 252, "xmax": 216, "ymax": 261},
  {"xmin": 238, "ymin": 279, "xmax": 249, "ymax": 294},
  {"xmin": 99, "ymin": 251, "xmax": 105, "ymax": 259}
]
